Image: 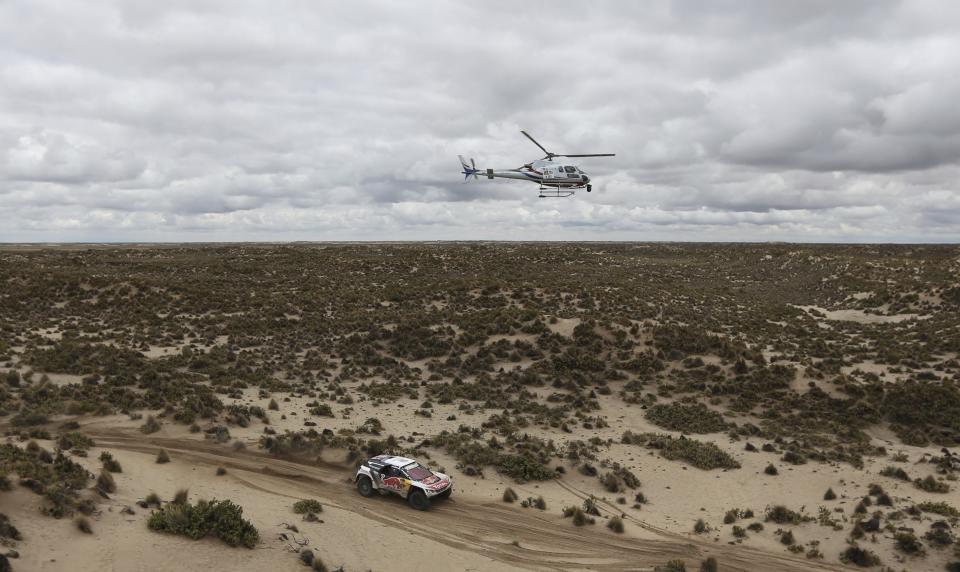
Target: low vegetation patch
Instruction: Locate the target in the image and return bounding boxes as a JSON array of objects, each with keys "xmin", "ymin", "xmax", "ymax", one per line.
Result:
[
  {"xmin": 293, "ymin": 499, "xmax": 323, "ymax": 514},
  {"xmin": 623, "ymin": 432, "xmax": 739, "ymax": 470},
  {"xmin": 645, "ymin": 402, "xmax": 728, "ymax": 434},
  {"xmin": 147, "ymin": 499, "xmax": 260, "ymax": 548}
]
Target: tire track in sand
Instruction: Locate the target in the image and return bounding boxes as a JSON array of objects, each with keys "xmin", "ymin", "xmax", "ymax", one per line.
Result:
[{"xmin": 86, "ymin": 426, "xmax": 847, "ymax": 572}]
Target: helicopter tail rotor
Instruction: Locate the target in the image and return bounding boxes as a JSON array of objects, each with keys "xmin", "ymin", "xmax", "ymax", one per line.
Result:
[{"xmin": 458, "ymin": 155, "xmax": 479, "ymax": 181}]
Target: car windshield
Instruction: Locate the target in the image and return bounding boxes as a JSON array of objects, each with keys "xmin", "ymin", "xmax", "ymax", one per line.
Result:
[{"xmin": 404, "ymin": 463, "xmax": 433, "ymax": 481}]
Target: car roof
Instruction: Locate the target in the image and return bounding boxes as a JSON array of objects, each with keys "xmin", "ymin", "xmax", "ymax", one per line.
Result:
[{"xmin": 371, "ymin": 455, "xmax": 416, "ymax": 468}]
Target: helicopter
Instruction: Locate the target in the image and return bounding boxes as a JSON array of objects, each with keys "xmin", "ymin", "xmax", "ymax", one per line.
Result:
[{"xmin": 458, "ymin": 131, "xmax": 615, "ymax": 198}]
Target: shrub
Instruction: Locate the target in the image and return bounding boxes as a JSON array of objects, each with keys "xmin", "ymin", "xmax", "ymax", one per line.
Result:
[
  {"xmin": 765, "ymin": 505, "xmax": 808, "ymax": 525},
  {"xmin": 633, "ymin": 434, "xmax": 739, "ymax": 470},
  {"xmin": 309, "ymin": 404, "xmax": 334, "ymax": 418},
  {"xmin": 824, "ymin": 487, "xmax": 837, "ymax": 500},
  {"xmin": 693, "ymin": 518, "xmax": 708, "ymax": 534},
  {"xmin": 147, "ymin": 499, "xmax": 260, "ymax": 548},
  {"xmin": 917, "ymin": 501, "xmax": 959, "ymax": 517},
  {"xmin": 502, "ymin": 488, "xmax": 518, "ymax": 503},
  {"xmin": 11, "ymin": 410, "xmax": 48, "ymax": 427},
  {"xmin": 780, "ymin": 529, "xmax": 795, "ymax": 545},
  {"xmin": 100, "ymin": 452, "xmax": 122, "ymax": 473},
  {"xmin": 607, "ymin": 516, "xmax": 624, "ymax": 533},
  {"xmin": 300, "ymin": 549, "xmax": 315, "ymax": 566},
  {"xmin": 914, "ymin": 475, "xmax": 949, "ymax": 493},
  {"xmin": 894, "ymin": 531, "xmax": 923, "ymax": 554},
  {"xmin": 700, "ymin": 557, "xmax": 718, "ymax": 572},
  {"xmin": 216, "ymin": 467, "xmax": 227, "ymax": 476},
  {"xmin": 732, "ymin": 525, "xmax": 746, "ymax": 538},
  {"xmin": 293, "ymin": 500, "xmax": 323, "ymax": 514},
  {"xmin": 841, "ymin": 545, "xmax": 880, "ymax": 567},
  {"xmin": 145, "ymin": 492, "xmax": 161, "ymax": 506},
  {"xmin": 96, "ymin": 469, "xmax": 116, "ymax": 494},
  {"xmin": 655, "ymin": 560, "xmax": 687, "ymax": 572},
  {"xmin": 0, "ymin": 513, "xmax": 22, "ymax": 541},
  {"xmin": 268, "ymin": 399, "xmax": 279, "ymax": 411},
  {"xmin": 563, "ymin": 507, "xmax": 594, "ymax": 527},
  {"xmin": 645, "ymin": 402, "xmax": 727, "ymax": 434},
  {"xmin": 57, "ymin": 431, "xmax": 95, "ymax": 452},
  {"xmin": 781, "ymin": 450, "xmax": 806, "ymax": 465},
  {"xmin": 723, "ymin": 509, "xmax": 739, "ymax": 524},
  {"xmin": 156, "ymin": 449, "xmax": 170, "ymax": 464},
  {"xmin": 924, "ymin": 527, "xmax": 954, "ymax": 547},
  {"xmin": 601, "ymin": 472, "xmax": 621, "ymax": 493},
  {"xmin": 747, "ymin": 522, "xmax": 763, "ymax": 532},
  {"xmin": 141, "ymin": 415, "xmax": 161, "ymax": 434},
  {"xmin": 497, "ymin": 453, "xmax": 554, "ymax": 481},
  {"xmin": 880, "ymin": 466, "xmax": 909, "ymax": 481},
  {"xmin": 764, "ymin": 463, "xmax": 778, "ymax": 476},
  {"xmin": 173, "ymin": 489, "xmax": 189, "ymax": 505},
  {"xmin": 75, "ymin": 516, "xmax": 93, "ymax": 534}
]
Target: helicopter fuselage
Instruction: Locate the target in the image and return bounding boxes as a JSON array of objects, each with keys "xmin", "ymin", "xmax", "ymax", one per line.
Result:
[{"xmin": 485, "ymin": 160, "xmax": 590, "ymax": 189}]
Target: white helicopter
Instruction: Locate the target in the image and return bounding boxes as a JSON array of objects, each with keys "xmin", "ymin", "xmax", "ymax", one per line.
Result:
[{"xmin": 459, "ymin": 130, "xmax": 615, "ymax": 198}]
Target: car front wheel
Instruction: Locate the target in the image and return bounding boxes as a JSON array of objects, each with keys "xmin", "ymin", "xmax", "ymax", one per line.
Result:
[
  {"xmin": 357, "ymin": 476, "xmax": 374, "ymax": 497},
  {"xmin": 408, "ymin": 489, "xmax": 430, "ymax": 511}
]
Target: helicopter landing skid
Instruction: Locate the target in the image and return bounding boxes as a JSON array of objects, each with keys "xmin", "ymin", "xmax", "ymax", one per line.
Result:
[{"xmin": 538, "ymin": 189, "xmax": 575, "ymax": 198}]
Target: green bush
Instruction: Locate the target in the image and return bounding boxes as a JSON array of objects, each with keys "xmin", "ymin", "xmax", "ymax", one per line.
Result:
[
  {"xmin": 916, "ymin": 501, "xmax": 959, "ymax": 517},
  {"xmin": 100, "ymin": 452, "xmax": 122, "ymax": 473},
  {"xmin": 57, "ymin": 431, "xmax": 95, "ymax": 452},
  {"xmin": 655, "ymin": 560, "xmax": 687, "ymax": 572},
  {"xmin": 141, "ymin": 415, "xmax": 161, "ymax": 434},
  {"xmin": 607, "ymin": 516, "xmax": 624, "ymax": 533},
  {"xmin": 914, "ymin": 475, "xmax": 949, "ymax": 493},
  {"xmin": 894, "ymin": 531, "xmax": 922, "ymax": 554},
  {"xmin": 765, "ymin": 505, "xmax": 809, "ymax": 525},
  {"xmin": 645, "ymin": 403, "xmax": 727, "ymax": 434},
  {"xmin": 293, "ymin": 499, "xmax": 323, "ymax": 514},
  {"xmin": 95, "ymin": 470, "xmax": 116, "ymax": 494},
  {"xmin": 502, "ymin": 488, "xmax": 518, "ymax": 503},
  {"xmin": 624, "ymin": 432, "xmax": 739, "ymax": 470},
  {"xmin": 841, "ymin": 545, "xmax": 880, "ymax": 567},
  {"xmin": 496, "ymin": 453, "xmax": 554, "ymax": 481},
  {"xmin": 879, "ymin": 466, "xmax": 910, "ymax": 481},
  {"xmin": 147, "ymin": 499, "xmax": 259, "ymax": 548}
]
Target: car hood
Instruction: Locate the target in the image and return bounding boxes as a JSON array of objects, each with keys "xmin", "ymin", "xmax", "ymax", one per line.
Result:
[{"xmin": 419, "ymin": 472, "xmax": 452, "ymax": 490}]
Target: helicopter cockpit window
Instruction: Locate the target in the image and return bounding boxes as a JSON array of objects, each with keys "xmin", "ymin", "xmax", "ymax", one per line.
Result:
[{"xmin": 564, "ymin": 166, "xmax": 576, "ymax": 173}]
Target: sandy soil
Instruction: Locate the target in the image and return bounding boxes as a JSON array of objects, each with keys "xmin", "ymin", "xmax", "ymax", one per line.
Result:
[{"xmin": 2, "ymin": 414, "xmax": 866, "ymax": 572}]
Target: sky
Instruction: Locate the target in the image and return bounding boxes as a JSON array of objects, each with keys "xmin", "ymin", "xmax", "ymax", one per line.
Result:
[{"xmin": 1, "ymin": 0, "xmax": 959, "ymax": 243}]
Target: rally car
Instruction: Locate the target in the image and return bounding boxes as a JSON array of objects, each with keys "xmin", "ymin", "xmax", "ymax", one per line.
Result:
[{"xmin": 355, "ymin": 454, "xmax": 453, "ymax": 510}]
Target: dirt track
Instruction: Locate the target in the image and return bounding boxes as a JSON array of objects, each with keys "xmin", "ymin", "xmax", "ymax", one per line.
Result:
[{"xmin": 84, "ymin": 425, "xmax": 847, "ymax": 572}]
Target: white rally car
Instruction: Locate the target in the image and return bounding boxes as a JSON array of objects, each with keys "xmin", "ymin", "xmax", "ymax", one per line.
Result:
[{"xmin": 355, "ymin": 454, "xmax": 453, "ymax": 510}]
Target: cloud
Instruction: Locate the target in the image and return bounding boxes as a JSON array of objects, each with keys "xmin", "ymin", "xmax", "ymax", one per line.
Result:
[{"xmin": 0, "ymin": 1, "xmax": 957, "ymax": 242}]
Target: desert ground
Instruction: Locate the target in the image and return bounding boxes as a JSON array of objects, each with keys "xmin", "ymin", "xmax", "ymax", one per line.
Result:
[{"xmin": 0, "ymin": 243, "xmax": 958, "ymax": 572}]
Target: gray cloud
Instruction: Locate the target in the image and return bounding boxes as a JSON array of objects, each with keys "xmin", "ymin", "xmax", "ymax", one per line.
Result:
[{"xmin": 0, "ymin": 0, "xmax": 958, "ymax": 242}]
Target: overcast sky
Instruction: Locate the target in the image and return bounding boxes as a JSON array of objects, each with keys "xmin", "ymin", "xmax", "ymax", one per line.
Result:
[{"xmin": 2, "ymin": 1, "xmax": 959, "ymax": 242}]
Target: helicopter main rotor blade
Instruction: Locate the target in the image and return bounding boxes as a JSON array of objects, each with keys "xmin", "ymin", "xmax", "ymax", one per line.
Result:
[
  {"xmin": 520, "ymin": 130, "xmax": 552, "ymax": 156},
  {"xmin": 556, "ymin": 153, "xmax": 616, "ymax": 158}
]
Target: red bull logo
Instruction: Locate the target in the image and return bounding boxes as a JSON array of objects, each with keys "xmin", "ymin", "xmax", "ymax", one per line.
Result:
[{"xmin": 383, "ymin": 476, "xmax": 403, "ymax": 490}]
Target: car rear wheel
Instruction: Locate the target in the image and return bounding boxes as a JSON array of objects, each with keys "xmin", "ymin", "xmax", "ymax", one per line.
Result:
[
  {"xmin": 408, "ymin": 489, "xmax": 430, "ymax": 511},
  {"xmin": 357, "ymin": 476, "xmax": 374, "ymax": 497}
]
